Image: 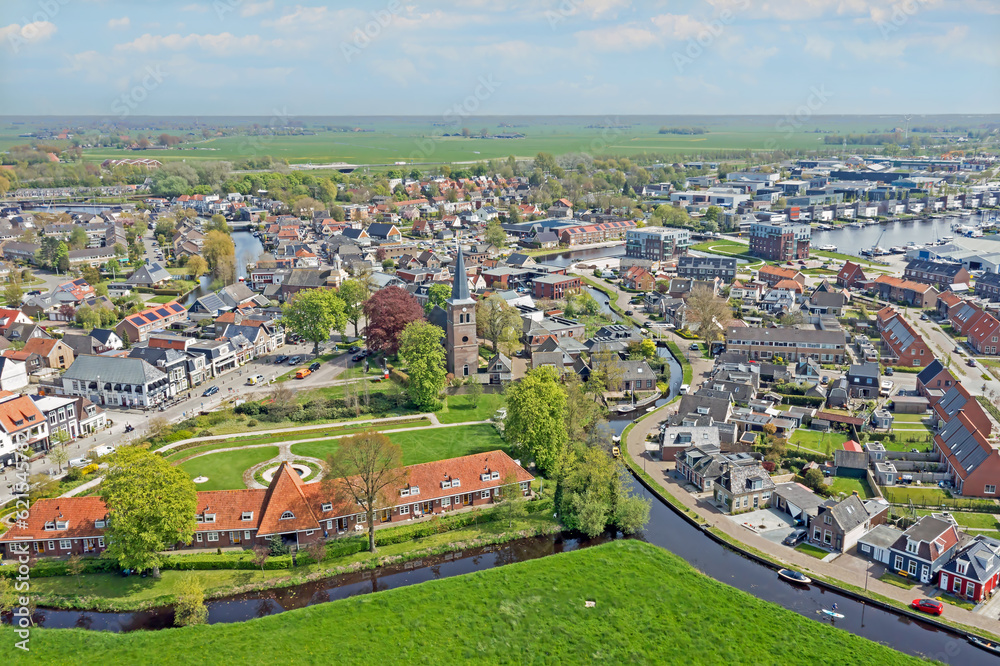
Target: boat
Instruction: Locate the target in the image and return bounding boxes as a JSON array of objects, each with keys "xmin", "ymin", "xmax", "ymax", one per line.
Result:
[
  {"xmin": 968, "ymin": 635, "xmax": 1000, "ymax": 656},
  {"xmin": 940, "ymin": 235, "xmax": 953, "ymax": 241},
  {"xmin": 820, "ymin": 609, "xmax": 845, "ymax": 619},
  {"xmin": 818, "ymin": 244, "xmax": 836, "ymax": 251},
  {"xmin": 889, "ymin": 246, "xmax": 906, "ymax": 254},
  {"xmin": 777, "ymin": 569, "xmax": 812, "ymax": 585}
]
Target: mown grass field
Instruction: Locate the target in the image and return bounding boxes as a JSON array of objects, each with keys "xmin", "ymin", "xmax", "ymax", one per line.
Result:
[
  {"xmin": 177, "ymin": 447, "xmax": 279, "ymax": 491},
  {"xmin": 290, "ymin": 423, "xmax": 507, "ymax": 466},
  {"xmin": 10, "ymin": 540, "xmax": 924, "ymax": 665},
  {"xmin": 828, "ymin": 475, "xmax": 876, "ymax": 499},
  {"xmin": 789, "ymin": 429, "xmax": 849, "ymax": 455}
]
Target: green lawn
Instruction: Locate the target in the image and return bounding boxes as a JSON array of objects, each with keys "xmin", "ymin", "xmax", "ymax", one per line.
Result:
[
  {"xmin": 828, "ymin": 476, "xmax": 876, "ymax": 499},
  {"xmin": 891, "ymin": 414, "xmax": 929, "ymax": 423},
  {"xmin": 145, "ymin": 294, "xmax": 176, "ymax": 304},
  {"xmin": 788, "ymin": 430, "xmax": 849, "ymax": 455},
  {"xmin": 12, "ymin": 540, "xmax": 924, "ymax": 665},
  {"xmin": 915, "ymin": 510, "xmax": 1000, "ymax": 530},
  {"xmin": 884, "ymin": 486, "xmax": 997, "ymax": 510},
  {"xmin": 795, "ymin": 542, "xmax": 830, "ymax": 559},
  {"xmin": 881, "ymin": 435, "xmax": 933, "ymax": 453},
  {"xmin": 177, "ymin": 447, "xmax": 279, "ymax": 491},
  {"xmin": 435, "ymin": 391, "xmax": 505, "ymax": 424},
  {"xmin": 291, "ymin": 423, "xmax": 507, "ymax": 466},
  {"xmin": 878, "ymin": 572, "xmax": 916, "ymax": 590}
]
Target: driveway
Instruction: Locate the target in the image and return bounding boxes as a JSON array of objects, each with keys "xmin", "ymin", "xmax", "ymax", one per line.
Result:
[{"xmin": 727, "ymin": 508, "xmax": 798, "ymax": 545}]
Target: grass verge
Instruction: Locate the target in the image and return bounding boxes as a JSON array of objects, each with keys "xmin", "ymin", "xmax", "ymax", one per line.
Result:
[{"xmin": 794, "ymin": 542, "xmax": 829, "ymax": 559}]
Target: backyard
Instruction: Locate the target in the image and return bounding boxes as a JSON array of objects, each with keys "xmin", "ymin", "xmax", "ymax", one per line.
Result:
[
  {"xmin": 788, "ymin": 429, "xmax": 849, "ymax": 455},
  {"xmin": 883, "ymin": 486, "xmax": 998, "ymax": 511},
  {"xmin": 827, "ymin": 475, "xmax": 876, "ymax": 500},
  {"xmin": 13, "ymin": 540, "xmax": 926, "ymax": 665}
]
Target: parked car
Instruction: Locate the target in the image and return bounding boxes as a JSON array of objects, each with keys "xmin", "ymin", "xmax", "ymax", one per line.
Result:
[
  {"xmin": 920, "ymin": 313, "xmax": 929, "ymax": 321},
  {"xmin": 92, "ymin": 445, "xmax": 116, "ymax": 457},
  {"xmin": 295, "ymin": 368, "xmax": 312, "ymax": 379},
  {"xmin": 203, "ymin": 385, "xmax": 220, "ymax": 397},
  {"xmin": 352, "ymin": 354, "xmax": 363, "ymax": 362},
  {"xmin": 247, "ymin": 374, "xmax": 265, "ymax": 386},
  {"xmin": 910, "ymin": 599, "xmax": 944, "ymax": 616},
  {"xmin": 967, "ymin": 358, "xmax": 977, "ymax": 367},
  {"xmin": 679, "ymin": 384, "xmax": 690, "ymax": 394},
  {"xmin": 348, "ymin": 346, "xmax": 360, "ymax": 353},
  {"xmin": 309, "ymin": 362, "xmax": 321, "ymax": 372},
  {"xmin": 885, "ymin": 366, "xmax": 894, "ymax": 376},
  {"xmin": 288, "ymin": 355, "xmax": 302, "ymax": 365},
  {"xmin": 275, "ymin": 355, "xmax": 289, "ymax": 364},
  {"xmin": 782, "ymin": 529, "xmax": 808, "ymax": 546},
  {"xmin": 821, "ymin": 375, "xmax": 829, "ymax": 385},
  {"xmin": 625, "ymin": 310, "xmax": 634, "ymax": 316},
  {"xmin": 69, "ymin": 457, "xmax": 89, "ymax": 469},
  {"xmin": 689, "ymin": 343, "xmax": 699, "ymax": 351}
]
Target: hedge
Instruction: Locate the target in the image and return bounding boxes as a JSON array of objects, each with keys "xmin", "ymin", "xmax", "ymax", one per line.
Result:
[{"xmin": 777, "ymin": 394, "xmax": 826, "ymax": 407}]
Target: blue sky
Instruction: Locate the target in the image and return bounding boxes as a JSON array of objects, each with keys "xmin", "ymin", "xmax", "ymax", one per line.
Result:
[{"xmin": 0, "ymin": 0, "xmax": 997, "ymax": 116}]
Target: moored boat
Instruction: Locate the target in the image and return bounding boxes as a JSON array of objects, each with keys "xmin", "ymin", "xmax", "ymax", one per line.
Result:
[
  {"xmin": 968, "ymin": 635, "xmax": 1000, "ymax": 656},
  {"xmin": 778, "ymin": 568, "xmax": 812, "ymax": 585}
]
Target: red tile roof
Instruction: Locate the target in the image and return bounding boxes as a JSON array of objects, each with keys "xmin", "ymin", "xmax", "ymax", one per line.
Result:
[
  {"xmin": 0, "ymin": 394, "xmax": 45, "ymax": 434},
  {"xmin": 256, "ymin": 462, "xmax": 323, "ymax": 535}
]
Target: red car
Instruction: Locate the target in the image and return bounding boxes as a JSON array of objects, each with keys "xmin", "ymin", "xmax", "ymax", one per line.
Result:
[{"xmin": 910, "ymin": 599, "xmax": 944, "ymax": 616}]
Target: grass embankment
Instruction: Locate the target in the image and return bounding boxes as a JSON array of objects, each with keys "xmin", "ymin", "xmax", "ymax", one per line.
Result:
[
  {"xmin": 795, "ymin": 542, "xmax": 830, "ymax": 559},
  {"xmin": 26, "ymin": 510, "xmax": 559, "ymax": 612},
  {"xmin": 665, "ymin": 340, "xmax": 693, "ymax": 384},
  {"xmin": 291, "ymin": 423, "xmax": 507, "ymax": 465},
  {"xmin": 13, "ymin": 540, "xmax": 925, "ymax": 665},
  {"xmin": 689, "ymin": 239, "xmax": 764, "ymax": 268}
]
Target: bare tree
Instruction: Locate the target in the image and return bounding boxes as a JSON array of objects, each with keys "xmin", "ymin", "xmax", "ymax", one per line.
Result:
[
  {"xmin": 324, "ymin": 431, "xmax": 406, "ymax": 553},
  {"xmin": 686, "ymin": 286, "xmax": 732, "ymax": 345},
  {"xmin": 251, "ymin": 544, "xmax": 269, "ymax": 578},
  {"xmin": 589, "ymin": 348, "xmax": 625, "ymax": 393}
]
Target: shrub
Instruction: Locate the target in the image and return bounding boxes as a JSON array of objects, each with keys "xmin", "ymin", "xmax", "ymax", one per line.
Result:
[
  {"xmin": 82, "ymin": 463, "xmax": 100, "ymax": 475},
  {"xmin": 247, "ymin": 419, "xmax": 258, "ymax": 427},
  {"xmin": 65, "ymin": 467, "xmax": 83, "ymax": 482}
]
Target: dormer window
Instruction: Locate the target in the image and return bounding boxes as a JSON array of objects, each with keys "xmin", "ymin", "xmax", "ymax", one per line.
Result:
[
  {"xmin": 204, "ymin": 514, "xmax": 215, "ymax": 523},
  {"xmin": 195, "ymin": 514, "xmax": 204, "ymax": 523},
  {"xmin": 56, "ymin": 521, "xmax": 68, "ymax": 530},
  {"xmin": 491, "ymin": 471, "xmax": 499, "ymax": 480},
  {"xmin": 321, "ymin": 503, "xmax": 333, "ymax": 512},
  {"xmin": 241, "ymin": 512, "xmax": 253, "ymax": 521},
  {"xmin": 410, "ymin": 486, "xmax": 419, "ymax": 496},
  {"xmin": 95, "ymin": 519, "xmax": 106, "ymax": 528},
  {"xmin": 451, "ymin": 478, "xmax": 460, "ymax": 487},
  {"xmin": 400, "ymin": 488, "xmax": 410, "ymax": 497},
  {"xmin": 906, "ymin": 540, "xmax": 918, "ymax": 554},
  {"xmin": 44, "ymin": 521, "xmax": 55, "ymax": 531},
  {"xmin": 441, "ymin": 480, "xmax": 451, "ymax": 489},
  {"xmin": 280, "ymin": 511, "xmax": 295, "ymax": 520},
  {"xmin": 957, "ymin": 561, "xmax": 968, "ymax": 575}
]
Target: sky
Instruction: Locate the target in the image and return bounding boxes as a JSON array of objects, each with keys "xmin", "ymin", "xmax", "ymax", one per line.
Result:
[{"xmin": 0, "ymin": 0, "xmax": 998, "ymax": 117}]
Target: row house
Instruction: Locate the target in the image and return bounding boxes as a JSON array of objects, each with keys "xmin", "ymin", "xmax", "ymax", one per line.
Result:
[
  {"xmin": 677, "ymin": 256, "xmax": 737, "ymax": 283},
  {"xmin": 934, "ymin": 410, "xmax": 1000, "ymax": 499},
  {"xmin": 967, "ymin": 310, "xmax": 1000, "ymax": 356},
  {"xmin": 724, "ymin": 326, "xmax": 847, "ymax": 363},
  {"xmin": 31, "ymin": 395, "xmax": 84, "ymax": 441},
  {"xmin": 936, "ymin": 291, "xmax": 965, "ymax": 319},
  {"xmin": 0, "ymin": 451, "xmax": 533, "ymax": 558},
  {"xmin": 558, "ymin": 220, "xmax": 636, "ymax": 246},
  {"xmin": 903, "ymin": 259, "xmax": 971, "ymax": 289},
  {"xmin": 836, "ymin": 261, "xmax": 867, "ymax": 289},
  {"xmin": 870, "ymin": 275, "xmax": 938, "ymax": 308},
  {"xmin": 115, "ymin": 301, "xmax": 188, "ymax": 343},
  {"xmin": 875, "ymin": 306, "xmax": 932, "ymax": 366},
  {"xmin": 757, "ymin": 265, "xmax": 805, "ymax": 288},
  {"xmin": 60, "ymin": 356, "xmax": 170, "ymax": 409},
  {"xmin": 915, "ymin": 360, "xmax": 956, "ymax": 400},
  {"xmin": 127, "ymin": 347, "xmax": 196, "ymax": 397},
  {"xmin": 0, "ymin": 393, "xmax": 49, "ymax": 462},
  {"xmin": 937, "ymin": 535, "xmax": 1000, "ymax": 603},
  {"xmin": 67, "ymin": 247, "xmax": 116, "ymax": 269},
  {"xmin": 975, "ymin": 272, "xmax": 1000, "ymax": 302},
  {"xmin": 148, "ymin": 335, "xmax": 212, "ymax": 386},
  {"xmin": 932, "ymin": 383, "xmax": 992, "ymax": 438}
]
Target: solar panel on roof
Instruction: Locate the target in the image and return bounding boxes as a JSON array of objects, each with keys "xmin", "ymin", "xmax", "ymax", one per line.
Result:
[
  {"xmin": 155, "ymin": 308, "xmax": 170, "ymax": 317},
  {"xmin": 129, "ymin": 316, "xmax": 143, "ymax": 324}
]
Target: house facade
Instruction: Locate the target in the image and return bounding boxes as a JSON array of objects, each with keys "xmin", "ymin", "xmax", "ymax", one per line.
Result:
[{"xmin": 885, "ymin": 516, "xmax": 961, "ymax": 584}]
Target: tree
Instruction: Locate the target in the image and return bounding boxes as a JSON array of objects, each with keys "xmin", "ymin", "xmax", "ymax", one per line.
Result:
[
  {"xmin": 4, "ymin": 278, "xmax": 22, "ymax": 307},
  {"xmin": 59, "ymin": 304, "xmax": 76, "ymax": 321},
  {"xmin": 203, "ymin": 230, "xmax": 236, "ymax": 284},
  {"xmin": 338, "ymin": 279, "xmax": 368, "ymax": 339},
  {"xmin": 686, "ymin": 285, "xmax": 731, "ymax": 345},
  {"xmin": 558, "ymin": 447, "xmax": 650, "ymax": 538},
  {"xmin": 589, "ymin": 348, "xmax": 625, "ymax": 393},
  {"xmin": 652, "ymin": 205, "xmax": 691, "ymax": 227},
  {"xmin": 424, "ymin": 282, "xmax": 451, "ymax": 315},
  {"xmin": 564, "ymin": 374, "xmax": 604, "ymax": 445},
  {"xmin": 704, "ymin": 205, "xmax": 721, "ymax": 223},
  {"xmin": 574, "ymin": 291, "xmax": 600, "ymax": 316},
  {"xmin": 66, "ymin": 553, "xmax": 85, "ymax": 588},
  {"xmin": 105, "ymin": 258, "xmax": 121, "ymax": 279},
  {"xmin": 54, "ymin": 241, "xmax": 69, "ymax": 273},
  {"xmin": 251, "ymin": 544, "xmax": 270, "ymax": 578},
  {"xmin": 282, "ymin": 288, "xmax": 347, "ymax": 355},
  {"xmin": 186, "ymin": 255, "xmax": 208, "ymax": 278},
  {"xmin": 80, "ymin": 265, "xmax": 102, "ymax": 286},
  {"xmin": 100, "ymin": 447, "xmax": 197, "ymax": 576},
  {"xmin": 497, "ymin": 470, "xmax": 527, "ymax": 528},
  {"xmin": 324, "ymin": 431, "xmax": 406, "ymax": 553},
  {"xmin": 363, "ymin": 286, "xmax": 424, "ymax": 356},
  {"xmin": 484, "ymin": 220, "xmax": 507, "ymax": 249},
  {"xmin": 504, "ymin": 366, "xmax": 568, "ymax": 475},
  {"xmin": 206, "ymin": 214, "xmax": 230, "ymax": 235},
  {"xmin": 48, "ymin": 443, "xmax": 69, "ymax": 473},
  {"xmin": 476, "ymin": 294, "xmax": 521, "ymax": 354},
  {"xmin": 174, "ymin": 577, "xmax": 208, "ymax": 627},
  {"xmin": 802, "ymin": 468, "xmax": 826, "ymax": 493},
  {"xmin": 398, "ymin": 320, "xmax": 447, "ymax": 411},
  {"xmin": 68, "ymin": 226, "xmax": 88, "ymax": 250},
  {"xmin": 467, "ymin": 377, "xmax": 483, "ymax": 408}
]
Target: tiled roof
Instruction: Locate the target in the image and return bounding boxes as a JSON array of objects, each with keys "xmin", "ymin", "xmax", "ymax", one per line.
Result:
[
  {"xmin": 0, "ymin": 394, "xmax": 44, "ymax": 433},
  {"xmin": 256, "ymin": 462, "xmax": 323, "ymax": 535}
]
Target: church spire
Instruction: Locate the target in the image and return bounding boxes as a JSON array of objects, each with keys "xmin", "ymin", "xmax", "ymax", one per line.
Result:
[{"xmin": 451, "ymin": 239, "xmax": 471, "ymax": 302}]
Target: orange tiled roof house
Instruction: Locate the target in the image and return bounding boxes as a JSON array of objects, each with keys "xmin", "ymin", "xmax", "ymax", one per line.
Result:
[{"xmin": 0, "ymin": 451, "xmax": 533, "ymax": 558}]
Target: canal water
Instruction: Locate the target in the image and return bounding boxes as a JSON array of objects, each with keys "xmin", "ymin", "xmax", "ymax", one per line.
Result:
[
  {"xmin": 181, "ymin": 231, "xmax": 264, "ymax": 306},
  {"xmin": 810, "ymin": 214, "xmax": 973, "ymax": 256}
]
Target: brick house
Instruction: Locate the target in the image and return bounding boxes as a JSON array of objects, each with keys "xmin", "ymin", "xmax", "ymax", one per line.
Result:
[
  {"xmin": 808, "ymin": 494, "xmax": 889, "ymax": 553},
  {"xmin": 621, "ymin": 265, "xmax": 655, "ymax": 291},
  {"xmin": 915, "ymin": 359, "xmax": 956, "ymax": 400},
  {"xmin": 115, "ymin": 301, "xmax": 187, "ymax": 343},
  {"xmin": 532, "ymin": 274, "xmax": 581, "ymax": 300},
  {"xmin": 758, "ymin": 265, "xmax": 805, "ymax": 288},
  {"xmin": 836, "ymin": 261, "xmax": 867, "ymax": 289},
  {"xmin": 871, "ymin": 275, "xmax": 938, "ymax": 308},
  {"xmin": 875, "ymin": 306, "xmax": 931, "ymax": 366},
  {"xmin": 936, "ymin": 291, "xmax": 964, "ymax": 319},
  {"xmin": 974, "ymin": 272, "xmax": 1000, "ymax": 302},
  {"xmin": 904, "ymin": 259, "xmax": 971, "ymax": 289},
  {"xmin": 967, "ymin": 309, "xmax": 1000, "ymax": 355},
  {"xmin": 0, "ymin": 451, "xmax": 533, "ymax": 558},
  {"xmin": 935, "ymin": 411, "xmax": 1000, "ymax": 499},
  {"xmin": 21, "ymin": 337, "xmax": 75, "ymax": 370},
  {"xmin": 932, "ymin": 383, "xmax": 992, "ymax": 436}
]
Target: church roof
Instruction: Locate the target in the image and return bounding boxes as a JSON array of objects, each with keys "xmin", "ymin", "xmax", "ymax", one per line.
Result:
[{"xmin": 449, "ymin": 242, "xmax": 474, "ymax": 304}]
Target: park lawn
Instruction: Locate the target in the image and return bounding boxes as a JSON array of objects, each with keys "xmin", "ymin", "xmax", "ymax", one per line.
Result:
[
  {"xmin": 177, "ymin": 447, "xmax": 279, "ymax": 490},
  {"xmin": 794, "ymin": 543, "xmax": 830, "ymax": 559},
  {"xmin": 292, "ymin": 423, "xmax": 507, "ymax": 465},
  {"xmin": 915, "ymin": 510, "xmax": 1000, "ymax": 530},
  {"xmin": 436, "ymin": 391, "xmax": 505, "ymax": 424},
  {"xmin": 13, "ymin": 540, "xmax": 924, "ymax": 665},
  {"xmin": 788, "ymin": 430, "xmax": 848, "ymax": 455},
  {"xmin": 828, "ymin": 475, "xmax": 876, "ymax": 499}
]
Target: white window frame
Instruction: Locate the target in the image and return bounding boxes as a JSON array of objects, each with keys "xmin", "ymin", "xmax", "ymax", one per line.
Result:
[
  {"xmin": 400, "ymin": 488, "xmax": 410, "ymax": 497},
  {"xmin": 196, "ymin": 533, "xmax": 203, "ymax": 542},
  {"xmin": 356, "ymin": 513, "xmax": 367, "ymax": 523},
  {"xmin": 59, "ymin": 539, "xmax": 71, "ymax": 550},
  {"xmin": 280, "ymin": 511, "xmax": 295, "ymax": 520},
  {"xmin": 244, "ymin": 530, "xmax": 251, "ymax": 540},
  {"xmin": 452, "ymin": 478, "xmax": 461, "ymax": 487},
  {"xmin": 399, "ymin": 504, "xmax": 410, "ymax": 515},
  {"xmin": 894, "ymin": 555, "xmax": 903, "ymax": 571},
  {"xmin": 207, "ymin": 532, "xmax": 218, "ymax": 542},
  {"xmin": 241, "ymin": 511, "xmax": 254, "ymax": 521},
  {"xmin": 441, "ymin": 496, "xmax": 451, "ymax": 507},
  {"xmin": 321, "ymin": 503, "xmax": 333, "ymax": 512},
  {"xmin": 986, "ymin": 485, "xmax": 996, "ymax": 495},
  {"xmin": 908, "ymin": 560, "xmax": 918, "ymax": 576},
  {"xmin": 97, "ymin": 537, "xmax": 104, "ymax": 548}
]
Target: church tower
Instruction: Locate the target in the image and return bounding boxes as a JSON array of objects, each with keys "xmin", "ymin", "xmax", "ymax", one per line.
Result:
[{"xmin": 446, "ymin": 241, "xmax": 479, "ymax": 377}]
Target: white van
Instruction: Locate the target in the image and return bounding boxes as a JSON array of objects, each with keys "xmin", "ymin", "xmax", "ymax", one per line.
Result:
[{"xmin": 247, "ymin": 374, "xmax": 265, "ymax": 386}]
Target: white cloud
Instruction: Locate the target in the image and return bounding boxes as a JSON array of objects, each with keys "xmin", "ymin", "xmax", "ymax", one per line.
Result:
[
  {"xmin": 650, "ymin": 14, "xmax": 712, "ymax": 40},
  {"xmin": 804, "ymin": 35, "xmax": 834, "ymax": 59},
  {"xmin": 180, "ymin": 4, "xmax": 209, "ymax": 12},
  {"xmin": 114, "ymin": 32, "xmax": 284, "ymax": 55},
  {"xmin": 0, "ymin": 21, "xmax": 57, "ymax": 49},
  {"xmin": 241, "ymin": 1, "xmax": 275, "ymax": 17},
  {"xmin": 576, "ymin": 24, "xmax": 658, "ymax": 52},
  {"xmin": 108, "ymin": 17, "xmax": 131, "ymax": 30}
]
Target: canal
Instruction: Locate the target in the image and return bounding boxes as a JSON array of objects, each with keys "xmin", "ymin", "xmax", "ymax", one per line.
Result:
[
  {"xmin": 181, "ymin": 230, "xmax": 264, "ymax": 306},
  {"xmin": 811, "ymin": 214, "xmax": 971, "ymax": 256}
]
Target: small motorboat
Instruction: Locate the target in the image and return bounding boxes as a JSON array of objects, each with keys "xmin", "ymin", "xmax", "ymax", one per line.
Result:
[
  {"xmin": 968, "ymin": 635, "xmax": 1000, "ymax": 656},
  {"xmin": 819, "ymin": 609, "xmax": 844, "ymax": 619},
  {"xmin": 778, "ymin": 569, "xmax": 812, "ymax": 585}
]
